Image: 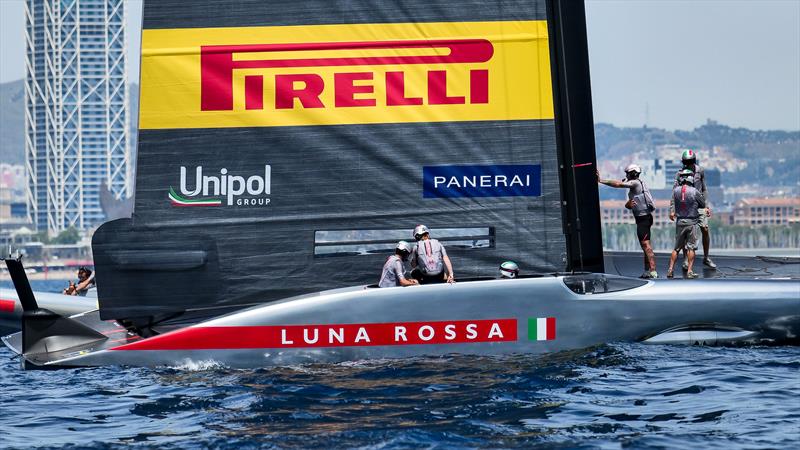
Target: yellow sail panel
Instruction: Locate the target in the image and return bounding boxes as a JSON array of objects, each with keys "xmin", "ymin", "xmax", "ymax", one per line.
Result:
[{"xmin": 139, "ymin": 21, "xmax": 554, "ymax": 129}]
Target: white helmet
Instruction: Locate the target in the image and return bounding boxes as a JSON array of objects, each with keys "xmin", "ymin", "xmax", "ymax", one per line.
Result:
[
  {"xmin": 678, "ymin": 168, "xmax": 695, "ymax": 186},
  {"xmin": 395, "ymin": 240, "xmax": 412, "ymax": 254},
  {"xmin": 499, "ymin": 261, "xmax": 520, "ymax": 279},
  {"xmin": 624, "ymin": 164, "xmax": 641, "ymax": 176},
  {"xmin": 413, "ymin": 224, "xmax": 430, "ymax": 241}
]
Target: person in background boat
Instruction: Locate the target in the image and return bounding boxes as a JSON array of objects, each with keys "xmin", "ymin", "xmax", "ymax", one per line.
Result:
[
  {"xmin": 597, "ymin": 165, "xmax": 658, "ymax": 279},
  {"xmin": 410, "ymin": 224, "xmax": 455, "ymax": 284},
  {"xmin": 499, "ymin": 261, "xmax": 520, "ymax": 279},
  {"xmin": 670, "ymin": 149, "xmax": 716, "ymax": 270},
  {"xmin": 666, "ymin": 169, "xmax": 707, "ymax": 279},
  {"xmin": 62, "ymin": 280, "xmax": 77, "ymax": 295},
  {"xmin": 378, "ymin": 241, "xmax": 419, "ymax": 288},
  {"xmin": 63, "ymin": 267, "xmax": 95, "ymax": 296}
]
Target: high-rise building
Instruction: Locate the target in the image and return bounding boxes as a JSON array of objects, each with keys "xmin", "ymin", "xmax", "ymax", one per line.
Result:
[{"xmin": 25, "ymin": 0, "xmax": 129, "ymax": 233}]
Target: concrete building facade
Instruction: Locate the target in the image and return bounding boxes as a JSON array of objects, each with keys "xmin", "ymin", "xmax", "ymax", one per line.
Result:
[
  {"xmin": 600, "ymin": 199, "xmax": 672, "ymax": 227},
  {"xmin": 733, "ymin": 198, "xmax": 800, "ymax": 226}
]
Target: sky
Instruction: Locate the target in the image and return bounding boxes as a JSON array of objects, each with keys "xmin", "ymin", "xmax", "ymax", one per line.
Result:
[{"xmin": 1, "ymin": 0, "xmax": 798, "ymax": 131}]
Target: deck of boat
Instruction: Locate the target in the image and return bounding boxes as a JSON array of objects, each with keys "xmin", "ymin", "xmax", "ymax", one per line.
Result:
[{"xmin": 605, "ymin": 251, "xmax": 800, "ymax": 279}]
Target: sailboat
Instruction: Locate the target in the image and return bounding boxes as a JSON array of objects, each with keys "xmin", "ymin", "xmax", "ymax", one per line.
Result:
[{"xmin": 3, "ymin": 0, "xmax": 798, "ymax": 369}]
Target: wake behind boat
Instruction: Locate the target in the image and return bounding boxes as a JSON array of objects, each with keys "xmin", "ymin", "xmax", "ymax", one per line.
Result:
[{"xmin": 3, "ymin": 0, "xmax": 799, "ymax": 369}]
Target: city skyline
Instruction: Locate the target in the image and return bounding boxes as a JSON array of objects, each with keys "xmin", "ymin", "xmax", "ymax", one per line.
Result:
[{"xmin": 1, "ymin": 0, "xmax": 798, "ymax": 131}]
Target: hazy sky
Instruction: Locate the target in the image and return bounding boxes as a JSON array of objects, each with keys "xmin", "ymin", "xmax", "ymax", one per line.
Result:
[
  {"xmin": 585, "ymin": 0, "xmax": 800, "ymax": 131},
  {"xmin": 1, "ymin": 0, "xmax": 798, "ymax": 131}
]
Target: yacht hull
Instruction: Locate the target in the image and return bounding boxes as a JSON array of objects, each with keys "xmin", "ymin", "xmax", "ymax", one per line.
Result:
[
  {"xmin": 4, "ymin": 275, "xmax": 798, "ymax": 369},
  {"xmin": 0, "ymin": 289, "xmax": 97, "ymax": 335}
]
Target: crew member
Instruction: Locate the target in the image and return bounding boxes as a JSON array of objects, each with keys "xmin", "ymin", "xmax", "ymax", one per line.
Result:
[
  {"xmin": 666, "ymin": 169, "xmax": 706, "ymax": 279},
  {"xmin": 597, "ymin": 165, "xmax": 658, "ymax": 279},
  {"xmin": 378, "ymin": 241, "xmax": 419, "ymax": 288},
  {"xmin": 73, "ymin": 267, "xmax": 96, "ymax": 296},
  {"xmin": 499, "ymin": 261, "xmax": 520, "ymax": 279},
  {"xmin": 670, "ymin": 149, "xmax": 716, "ymax": 269},
  {"xmin": 62, "ymin": 281, "xmax": 77, "ymax": 296},
  {"xmin": 410, "ymin": 225, "xmax": 455, "ymax": 284}
]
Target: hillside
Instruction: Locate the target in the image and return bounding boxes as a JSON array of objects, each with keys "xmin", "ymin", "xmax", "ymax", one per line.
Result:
[
  {"xmin": 0, "ymin": 79, "xmax": 25, "ymax": 164},
  {"xmin": 594, "ymin": 121, "xmax": 800, "ymax": 186},
  {"xmin": 594, "ymin": 121, "xmax": 800, "ymax": 160}
]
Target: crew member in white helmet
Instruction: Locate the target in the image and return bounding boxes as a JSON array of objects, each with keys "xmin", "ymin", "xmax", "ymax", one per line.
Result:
[
  {"xmin": 378, "ymin": 241, "xmax": 419, "ymax": 288},
  {"xmin": 666, "ymin": 169, "xmax": 706, "ymax": 279},
  {"xmin": 410, "ymin": 224, "xmax": 455, "ymax": 284},
  {"xmin": 598, "ymin": 164, "xmax": 658, "ymax": 279},
  {"xmin": 669, "ymin": 149, "xmax": 716, "ymax": 270}
]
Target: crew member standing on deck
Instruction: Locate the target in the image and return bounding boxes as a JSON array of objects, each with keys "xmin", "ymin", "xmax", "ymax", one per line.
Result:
[
  {"xmin": 670, "ymin": 149, "xmax": 716, "ymax": 269},
  {"xmin": 666, "ymin": 169, "xmax": 707, "ymax": 279},
  {"xmin": 410, "ymin": 225, "xmax": 455, "ymax": 284},
  {"xmin": 378, "ymin": 241, "xmax": 418, "ymax": 288},
  {"xmin": 597, "ymin": 164, "xmax": 658, "ymax": 279}
]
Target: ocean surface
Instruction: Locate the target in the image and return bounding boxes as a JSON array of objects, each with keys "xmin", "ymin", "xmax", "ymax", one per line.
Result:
[{"xmin": 1, "ymin": 281, "xmax": 798, "ymax": 449}]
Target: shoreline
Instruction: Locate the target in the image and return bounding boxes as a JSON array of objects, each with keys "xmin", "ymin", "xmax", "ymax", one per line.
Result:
[{"xmin": 0, "ymin": 270, "xmax": 74, "ymax": 281}]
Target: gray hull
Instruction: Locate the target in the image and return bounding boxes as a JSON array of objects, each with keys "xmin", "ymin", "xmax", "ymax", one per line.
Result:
[
  {"xmin": 0, "ymin": 288, "xmax": 97, "ymax": 335},
  {"xmin": 4, "ymin": 274, "xmax": 798, "ymax": 369}
]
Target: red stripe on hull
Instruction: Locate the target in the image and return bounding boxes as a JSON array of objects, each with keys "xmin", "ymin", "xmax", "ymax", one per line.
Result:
[
  {"xmin": 0, "ymin": 299, "xmax": 15, "ymax": 313},
  {"xmin": 112, "ymin": 319, "xmax": 517, "ymax": 351}
]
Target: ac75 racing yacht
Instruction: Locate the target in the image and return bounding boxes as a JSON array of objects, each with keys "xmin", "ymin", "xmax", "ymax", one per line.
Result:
[{"xmin": 3, "ymin": 0, "xmax": 798, "ymax": 369}]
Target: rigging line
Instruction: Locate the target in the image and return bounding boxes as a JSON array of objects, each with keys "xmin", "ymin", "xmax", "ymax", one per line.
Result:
[{"xmin": 556, "ymin": 0, "xmax": 584, "ymax": 271}]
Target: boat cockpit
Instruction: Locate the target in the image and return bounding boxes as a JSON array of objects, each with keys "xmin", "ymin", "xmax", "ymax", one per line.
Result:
[
  {"xmin": 562, "ymin": 274, "xmax": 648, "ymax": 295},
  {"xmin": 366, "ymin": 272, "xmax": 649, "ymax": 293}
]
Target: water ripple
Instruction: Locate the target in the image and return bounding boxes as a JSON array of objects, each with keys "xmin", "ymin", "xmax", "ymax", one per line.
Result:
[{"xmin": 1, "ymin": 344, "xmax": 799, "ymax": 448}]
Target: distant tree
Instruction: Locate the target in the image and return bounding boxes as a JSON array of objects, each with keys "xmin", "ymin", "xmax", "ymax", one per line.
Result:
[
  {"xmin": 32, "ymin": 231, "xmax": 50, "ymax": 244},
  {"xmin": 51, "ymin": 227, "xmax": 81, "ymax": 245}
]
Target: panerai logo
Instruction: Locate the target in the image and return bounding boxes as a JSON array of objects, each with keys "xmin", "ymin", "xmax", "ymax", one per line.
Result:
[
  {"xmin": 168, "ymin": 165, "xmax": 271, "ymax": 207},
  {"xmin": 423, "ymin": 164, "xmax": 541, "ymax": 198}
]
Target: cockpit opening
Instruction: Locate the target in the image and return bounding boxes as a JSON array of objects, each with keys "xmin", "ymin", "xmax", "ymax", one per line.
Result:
[{"xmin": 563, "ymin": 274, "xmax": 647, "ymax": 295}]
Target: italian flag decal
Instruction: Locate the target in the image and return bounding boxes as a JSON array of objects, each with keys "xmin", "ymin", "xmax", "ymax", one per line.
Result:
[
  {"xmin": 528, "ymin": 317, "xmax": 556, "ymax": 341},
  {"xmin": 168, "ymin": 187, "xmax": 222, "ymax": 207}
]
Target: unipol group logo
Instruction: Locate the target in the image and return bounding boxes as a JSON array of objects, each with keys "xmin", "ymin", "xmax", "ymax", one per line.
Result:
[
  {"xmin": 200, "ymin": 39, "xmax": 493, "ymax": 112},
  {"xmin": 168, "ymin": 166, "xmax": 271, "ymax": 207}
]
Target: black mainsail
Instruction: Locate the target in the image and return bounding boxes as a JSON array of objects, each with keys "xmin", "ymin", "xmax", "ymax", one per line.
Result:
[{"xmin": 93, "ymin": 0, "xmax": 602, "ymax": 327}]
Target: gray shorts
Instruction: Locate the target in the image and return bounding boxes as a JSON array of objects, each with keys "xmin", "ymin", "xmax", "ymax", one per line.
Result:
[
  {"xmin": 698, "ymin": 208, "xmax": 709, "ymax": 228},
  {"xmin": 674, "ymin": 222, "xmax": 699, "ymax": 251}
]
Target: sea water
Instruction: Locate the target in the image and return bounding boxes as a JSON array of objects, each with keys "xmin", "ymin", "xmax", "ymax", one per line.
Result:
[{"xmin": 0, "ymin": 283, "xmax": 798, "ymax": 449}]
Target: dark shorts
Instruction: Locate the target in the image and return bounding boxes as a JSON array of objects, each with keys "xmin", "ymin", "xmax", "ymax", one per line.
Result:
[
  {"xmin": 635, "ymin": 214, "xmax": 653, "ymax": 242},
  {"xmin": 410, "ymin": 268, "xmax": 445, "ymax": 285}
]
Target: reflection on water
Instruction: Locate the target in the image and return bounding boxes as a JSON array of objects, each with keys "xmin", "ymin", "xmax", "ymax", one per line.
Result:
[{"xmin": 1, "ymin": 344, "xmax": 798, "ymax": 449}]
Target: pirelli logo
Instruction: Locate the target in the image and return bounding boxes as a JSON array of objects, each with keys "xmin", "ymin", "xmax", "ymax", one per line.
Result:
[
  {"xmin": 200, "ymin": 39, "xmax": 492, "ymax": 111},
  {"xmin": 140, "ymin": 21, "xmax": 554, "ymax": 129}
]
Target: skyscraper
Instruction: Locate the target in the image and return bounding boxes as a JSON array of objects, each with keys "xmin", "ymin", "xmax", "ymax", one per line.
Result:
[{"xmin": 25, "ymin": 0, "xmax": 129, "ymax": 233}]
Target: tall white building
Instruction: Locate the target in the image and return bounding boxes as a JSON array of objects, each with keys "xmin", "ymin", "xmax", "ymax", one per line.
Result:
[{"xmin": 25, "ymin": 0, "xmax": 130, "ymax": 233}]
